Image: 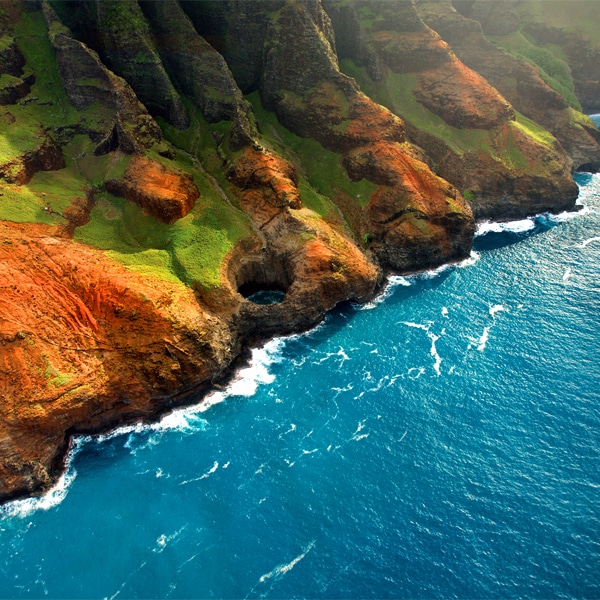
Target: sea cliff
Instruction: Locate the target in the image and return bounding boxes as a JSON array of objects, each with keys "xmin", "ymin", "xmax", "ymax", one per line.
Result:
[{"xmin": 0, "ymin": 0, "xmax": 598, "ymax": 502}]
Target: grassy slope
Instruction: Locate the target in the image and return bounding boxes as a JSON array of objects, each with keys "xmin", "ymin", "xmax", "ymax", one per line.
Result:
[
  {"xmin": 340, "ymin": 59, "xmax": 563, "ymax": 181},
  {"xmin": 247, "ymin": 91, "xmax": 376, "ymax": 237},
  {"xmin": 487, "ymin": 30, "xmax": 582, "ymax": 111},
  {"xmin": 0, "ymin": 8, "xmax": 253, "ymax": 292}
]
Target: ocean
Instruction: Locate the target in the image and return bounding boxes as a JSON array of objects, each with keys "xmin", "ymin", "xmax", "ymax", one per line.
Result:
[{"xmin": 1, "ymin": 165, "xmax": 599, "ymax": 597}]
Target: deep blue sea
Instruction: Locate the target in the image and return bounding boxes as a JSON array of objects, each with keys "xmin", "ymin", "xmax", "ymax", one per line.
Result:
[{"xmin": 2, "ymin": 169, "xmax": 600, "ymax": 598}]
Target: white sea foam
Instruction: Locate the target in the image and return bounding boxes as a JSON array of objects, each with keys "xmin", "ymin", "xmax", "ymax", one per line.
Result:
[
  {"xmin": 357, "ymin": 275, "xmax": 413, "ymax": 310},
  {"xmin": 258, "ymin": 541, "xmax": 316, "ymax": 584},
  {"xmin": 401, "ymin": 321, "xmax": 431, "ymax": 331},
  {"xmin": 428, "ymin": 331, "xmax": 442, "ymax": 376},
  {"xmin": 563, "ymin": 267, "xmax": 572, "ymax": 282},
  {"xmin": 477, "ymin": 326, "xmax": 491, "ymax": 352},
  {"xmin": 418, "ymin": 262, "xmax": 453, "ymax": 279},
  {"xmin": 153, "ymin": 526, "xmax": 186, "ymax": 554},
  {"xmin": 489, "ymin": 304, "xmax": 505, "ymax": 317},
  {"xmin": 179, "ymin": 461, "xmax": 219, "ymax": 486},
  {"xmin": 475, "ymin": 218, "xmax": 535, "ymax": 236},
  {"xmin": 578, "ymin": 236, "xmax": 600, "ymax": 248},
  {"xmin": 458, "ymin": 250, "xmax": 481, "ymax": 268},
  {"xmin": 442, "ymin": 306, "xmax": 449, "ymax": 318},
  {"xmin": 199, "ymin": 337, "xmax": 287, "ymax": 410},
  {"xmin": 0, "ymin": 438, "xmax": 87, "ymax": 519},
  {"xmin": 544, "ymin": 204, "xmax": 592, "ymax": 224}
]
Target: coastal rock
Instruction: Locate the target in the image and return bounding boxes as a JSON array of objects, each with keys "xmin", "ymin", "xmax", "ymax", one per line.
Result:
[
  {"xmin": 260, "ymin": 0, "xmax": 474, "ymax": 271},
  {"xmin": 105, "ymin": 156, "xmax": 199, "ymax": 224},
  {"xmin": 0, "ymin": 220, "xmax": 236, "ymax": 502}
]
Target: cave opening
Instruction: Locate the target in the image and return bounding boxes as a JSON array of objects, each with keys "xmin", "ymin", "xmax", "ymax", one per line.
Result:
[
  {"xmin": 240, "ymin": 285, "xmax": 286, "ymax": 305},
  {"xmin": 231, "ymin": 252, "xmax": 291, "ymax": 306}
]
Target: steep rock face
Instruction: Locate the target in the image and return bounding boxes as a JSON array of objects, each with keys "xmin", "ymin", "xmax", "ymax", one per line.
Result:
[
  {"xmin": 43, "ymin": 2, "xmax": 162, "ymax": 155},
  {"xmin": 0, "ymin": 220, "xmax": 236, "ymax": 501},
  {"xmin": 105, "ymin": 156, "xmax": 200, "ymax": 223},
  {"xmin": 344, "ymin": 140, "xmax": 473, "ymax": 269},
  {"xmin": 0, "ymin": 37, "xmax": 25, "ymax": 76},
  {"xmin": 417, "ymin": 0, "xmax": 600, "ymax": 171},
  {"xmin": 260, "ymin": 0, "xmax": 474, "ymax": 272},
  {"xmin": 0, "ymin": 126, "xmax": 65, "ymax": 185},
  {"xmin": 179, "ymin": 0, "xmax": 285, "ymax": 93},
  {"xmin": 225, "ymin": 146, "xmax": 381, "ymax": 338},
  {"xmin": 53, "ymin": 0, "xmax": 189, "ymax": 129},
  {"xmin": 325, "ymin": 0, "xmax": 580, "ymax": 218},
  {"xmin": 138, "ymin": 0, "xmax": 257, "ymax": 149}
]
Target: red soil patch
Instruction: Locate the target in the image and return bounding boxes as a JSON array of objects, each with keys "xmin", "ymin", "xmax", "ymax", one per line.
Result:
[
  {"xmin": 105, "ymin": 156, "xmax": 199, "ymax": 223},
  {"xmin": 0, "ymin": 221, "xmax": 232, "ymax": 501}
]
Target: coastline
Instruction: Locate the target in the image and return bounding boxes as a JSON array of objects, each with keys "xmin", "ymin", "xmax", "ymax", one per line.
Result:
[{"xmin": 2, "ymin": 202, "xmax": 586, "ymax": 510}]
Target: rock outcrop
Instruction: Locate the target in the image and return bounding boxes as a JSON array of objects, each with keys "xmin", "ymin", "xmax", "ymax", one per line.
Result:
[
  {"xmin": 0, "ymin": 220, "xmax": 236, "ymax": 501},
  {"xmin": 105, "ymin": 156, "xmax": 200, "ymax": 223}
]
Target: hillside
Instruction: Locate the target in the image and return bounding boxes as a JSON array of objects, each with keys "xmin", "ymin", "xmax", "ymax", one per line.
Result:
[{"xmin": 0, "ymin": 0, "xmax": 598, "ymax": 502}]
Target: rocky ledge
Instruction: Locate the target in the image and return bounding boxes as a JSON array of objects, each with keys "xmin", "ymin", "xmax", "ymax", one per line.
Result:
[{"xmin": 0, "ymin": 0, "xmax": 598, "ymax": 503}]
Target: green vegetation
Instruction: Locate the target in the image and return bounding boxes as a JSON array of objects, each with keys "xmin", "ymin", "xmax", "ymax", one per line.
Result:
[
  {"xmin": 340, "ymin": 59, "xmax": 562, "ymax": 176},
  {"xmin": 488, "ymin": 31, "xmax": 581, "ymax": 110},
  {"xmin": 247, "ymin": 91, "xmax": 376, "ymax": 209},
  {"xmin": 513, "ymin": 111, "xmax": 556, "ymax": 148},
  {"xmin": 340, "ymin": 61, "xmax": 490, "ymax": 155},
  {"xmin": 75, "ymin": 181, "xmax": 250, "ymax": 289}
]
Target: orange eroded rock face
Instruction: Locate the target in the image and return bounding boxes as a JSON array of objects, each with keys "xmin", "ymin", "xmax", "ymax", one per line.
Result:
[
  {"xmin": 228, "ymin": 147, "xmax": 301, "ymax": 220},
  {"xmin": 0, "ymin": 221, "xmax": 234, "ymax": 501},
  {"xmin": 414, "ymin": 57, "xmax": 513, "ymax": 130},
  {"xmin": 105, "ymin": 156, "xmax": 199, "ymax": 223},
  {"xmin": 342, "ymin": 141, "xmax": 474, "ymax": 271}
]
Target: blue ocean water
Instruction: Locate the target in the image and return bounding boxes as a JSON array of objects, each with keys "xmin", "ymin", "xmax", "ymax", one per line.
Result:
[{"xmin": 1, "ymin": 169, "xmax": 600, "ymax": 598}]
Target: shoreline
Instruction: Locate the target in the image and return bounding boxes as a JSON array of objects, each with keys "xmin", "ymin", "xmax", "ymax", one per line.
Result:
[{"xmin": 0, "ymin": 197, "xmax": 592, "ymax": 509}]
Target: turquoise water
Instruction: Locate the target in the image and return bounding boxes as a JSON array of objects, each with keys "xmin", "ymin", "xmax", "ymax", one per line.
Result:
[{"xmin": 1, "ymin": 169, "xmax": 599, "ymax": 598}]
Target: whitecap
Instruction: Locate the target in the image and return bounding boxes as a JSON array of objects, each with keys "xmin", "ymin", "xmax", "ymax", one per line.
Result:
[
  {"xmin": 179, "ymin": 461, "xmax": 219, "ymax": 486},
  {"xmin": 489, "ymin": 304, "xmax": 505, "ymax": 317},
  {"xmin": 477, "ymin": 326, "xmax": 491, "ymax": 352},
  {"xmin": 475, "ymin": 218, "xmax": 535, "ymax": 236},
  {"xmin": 578, "ymin": 236, "xmax": 600, "ymax": 248},
  {"xmin": 442, "ymin": 306, "xmax": 449, "ymax": 318},
  {"xmin": 428, "ymin": 331, "xmax": 442, "ymax": 376},
  {"xmin": 401, "ymin": 321, "xmax": 430, "ymax": 331},
  {"xmin": 258, "ymin": 541, "xmax": 316, "ymax": 584},
  {"xmin": 408, "ymin": 366, "xmax": 425, "ymax": 379},
  {"xmin": 563, "ymin": 267, "xmax": 572, "ymax": 282}
]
